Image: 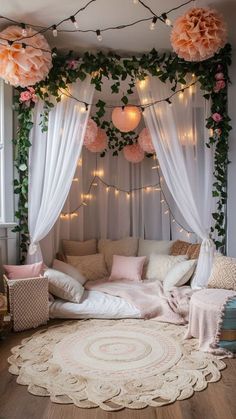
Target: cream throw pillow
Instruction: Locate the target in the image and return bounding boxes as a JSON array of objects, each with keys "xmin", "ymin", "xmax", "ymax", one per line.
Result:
[
  {"xmin": 45, "ymin": 268, "xmax": 84, "ymax": 303},
  {"xmin": 146, "ymin": 254, "xmax": 188, "ymax": 281},
  {"xmin": 66, "ymin": 254, "xmax": 108, "ymax": 281},
  {"xmin": 208, "ymin": 256, "xmax": 236, "ymax": 290},
  {"xmin": 138, "ymin": 239, "xmax": 173, "ymax": 257},
  {"xmin": 163, "ymin": 259, "xmax": 197, "ymax": 291},
  {"xmin": 62, "ymin": 239, "xmax": 97, "ymax": 256},
  {"xmin": 98, "ymin": 237, "xmax": 139, "ymax": 273},
  {"xmin": 52, "ymin": 259, "xmax": 86, "ymax": 285}
]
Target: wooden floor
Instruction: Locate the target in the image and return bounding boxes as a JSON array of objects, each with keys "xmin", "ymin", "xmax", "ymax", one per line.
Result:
[{"xmin": 1, "ymin": 323, "xmax": 236, "ymax": 419}]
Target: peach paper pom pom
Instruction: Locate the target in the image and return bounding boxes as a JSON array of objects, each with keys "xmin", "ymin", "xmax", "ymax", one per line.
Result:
[
  {"xmin": 123, "ymin": 143, "xmax": 144, "ymax": 164},
  {"xmin": 171, "ymin": 8, "xmax": 227, "ymax": 62},
  {"xmin": 85, "ymin": 128, "xmax": 108, "ymax": 152},
  {"xmin": 0, "ymin": 25, "xmax": 52, "ymax": 87},
  {"xmin": 138, "ymin": 127, "xmax": 155, "ymax": 153},
  {"xmin": 83, "ymin": 119, "xmax": 98, "ymax": 146}
]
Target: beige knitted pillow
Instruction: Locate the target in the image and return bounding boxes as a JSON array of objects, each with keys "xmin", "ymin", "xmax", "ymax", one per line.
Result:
[
  {"xmin": 98, "ymin": 237, "xmax": 139, "ymax": 273},
  {"xmin": 208, "ymin": 256, "xmax": 236, "ymax": 290},
  {"xmin": 62, "ymin": 239, "xmax": 97, "ymax": 256}
]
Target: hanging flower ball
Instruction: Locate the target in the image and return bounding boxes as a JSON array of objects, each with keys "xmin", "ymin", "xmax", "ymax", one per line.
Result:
[
  {"xmin": 112, "ymin": 106, "xmax": 141, "ymax": 133},
  {"xmin": 123, "ymin": 143, "xmax": 144, "ymax": 164},
  {"xmin": 0, "ymin": 25, "xmax": 52, "ymax": 87},
  {"xmin": 85, "ymin": 128, "xmax": 108, "ymax": 152},
  {"xmin": 138, "ymin": 127, "xmax": 155, "ymax": 153},
  {"xmin": 170, "ymin": 8, "xmax": 227, "ymax": 62},
  {"xmin": 83, "ymin": 119, "xmax": 98, "ymax": 146}
]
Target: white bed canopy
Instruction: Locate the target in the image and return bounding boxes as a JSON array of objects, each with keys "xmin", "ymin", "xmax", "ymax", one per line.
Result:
[{"xmin": 27, "ymin": 75, "xmax": 216, "ymax": 288}]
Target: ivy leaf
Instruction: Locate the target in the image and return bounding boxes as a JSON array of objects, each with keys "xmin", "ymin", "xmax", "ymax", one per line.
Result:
[{"xmin": 121, "ymin": 96, "xmax": 128, "ymax": 105}]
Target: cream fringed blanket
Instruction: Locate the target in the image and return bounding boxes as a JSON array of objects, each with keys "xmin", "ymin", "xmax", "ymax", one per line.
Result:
[{"xmin": 85, "ymin": 279, "xmax": 194, "ymax": 323}]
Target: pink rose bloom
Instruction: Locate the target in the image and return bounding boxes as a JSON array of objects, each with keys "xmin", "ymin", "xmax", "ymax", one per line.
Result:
[
  {"xmin": 67, "ymin": 60, "xmax": 79, "ymax": 70},
  {"xmin": 212, "ymin": 112, "xmax": 223, "ymax": 122},
  {"xmin": 28, "ymin": 86, "xmax": 35, "ymax": 93},
  {"xmin": 215, "ymin": 72, "xmax": 224, "ymax": 80},
  {"xmin": 214, "ymin": 79, "xmax": 226, "ymax": 92},
  {"xmin": 20, "ymin": 91, "xmax": 32, "ymax": 102}
]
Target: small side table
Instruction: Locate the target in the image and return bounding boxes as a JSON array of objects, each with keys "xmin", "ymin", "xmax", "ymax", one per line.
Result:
[
  {"xmin": 4, "ymin": 275, "xmax": 49, "ymax": 332},
  {"xmin": 185, "ymin": 288, "xmax": 236, "ymax": 354}
]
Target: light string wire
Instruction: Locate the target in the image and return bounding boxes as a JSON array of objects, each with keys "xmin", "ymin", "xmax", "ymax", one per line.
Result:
[
  {"xmin": 58, "ymin": 80, "xmax": 197, "ymax": 111},
  {"xmin": 0, "ymin": 0, "xmax": 195, "ymax": 50},
  {"xmin": 61, "ymin": 163, "xmax": 194, "ymax": 236}
]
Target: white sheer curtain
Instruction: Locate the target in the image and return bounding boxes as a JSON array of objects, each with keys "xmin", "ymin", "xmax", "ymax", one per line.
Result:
[
  {"xmin": 137, "ymin": 76, "xmax": 215, "ymax": 288},
  {"xmin": 27, "ymin": 78, "xmax": 94, "ymax": 262}
]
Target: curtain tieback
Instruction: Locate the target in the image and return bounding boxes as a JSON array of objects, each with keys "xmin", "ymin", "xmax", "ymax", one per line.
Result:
[
  {"xmin": 28, "ymin": 242, "xmax": 39, "ymax": 255},
  {"xmin": 201, "ymin": 237, "xmax": 215, "ymax": 253}
]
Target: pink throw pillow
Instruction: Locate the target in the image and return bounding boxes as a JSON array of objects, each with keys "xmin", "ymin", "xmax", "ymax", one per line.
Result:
[
  {"xmin": 3, "ymin": 261, "xmax": 44, "ymax": 279},
  {"xmin": 109, "ymin": 255, "xmax": 146, "ymax": 282}
]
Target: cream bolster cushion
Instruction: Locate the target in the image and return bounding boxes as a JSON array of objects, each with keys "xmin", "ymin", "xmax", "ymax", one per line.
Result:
[
  {"xmin": 66, "ymin": 253, "xmax": 108, "ymax": 281},
  {"xmin": 109, "ymin": 255, "xmax": 146, "ymax": 282},
  {"xmin": 98, "ymin": 237, "xmax": 139, "ymax": 272},
  {"xmin": 52, "ymin": 259, "xmax": 86, "ymax": 285},
  {"xmin": 146, "ymin": 254, "xmax": 188, "ymax": 281},
  {"xmin": 62, "ymin": 238, "xmax": 97, "ymax": 256},
  {"xmin": 163, "ymin": 259, "xmax": 197, "ymax": 292},
  {"xmin": 45, "ymin": 268, "xmax": 84, "ymax": 303}
]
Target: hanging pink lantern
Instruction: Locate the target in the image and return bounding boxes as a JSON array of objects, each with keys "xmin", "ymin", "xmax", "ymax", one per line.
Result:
[
  {"xmin": 83, "ymin": 119, "xmax": 98, "ymax": 146},
  {"xmin": 0, "ymin": 25, "xmax": 52, "ymax": 87},
  {"xmin": 171, "ymin": 8, "xmax": 227, "ymax": 62},
  {"xmin": 138, "ymin": 127, "xmax": 155, "ymax": 153},
  {"xmin": 123, "ymin": 143, "xmax": 144, "ymax": 164},
  {"xmin": 112, "ymin": 106, "xmax": 141, "ymax": 132},
  {"xmin": 85, "ymin": 128, "xmax": 108, "ymax": 152}
]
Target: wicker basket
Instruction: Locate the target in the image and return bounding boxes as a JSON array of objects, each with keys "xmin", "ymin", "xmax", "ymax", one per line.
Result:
[{"xmin": 3, "ymin": 275, "xmax": 49, "ymax": 332}]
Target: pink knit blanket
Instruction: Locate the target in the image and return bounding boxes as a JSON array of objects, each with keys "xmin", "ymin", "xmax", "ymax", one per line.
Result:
[{"xmin": 85, "ymin": 279, "xmax": 194, "ymax": 324}]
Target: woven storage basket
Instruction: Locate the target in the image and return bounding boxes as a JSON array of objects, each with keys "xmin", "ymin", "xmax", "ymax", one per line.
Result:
[{"xmin": 3, "ymin": 275, "xmax": 49, "ymax": 332}]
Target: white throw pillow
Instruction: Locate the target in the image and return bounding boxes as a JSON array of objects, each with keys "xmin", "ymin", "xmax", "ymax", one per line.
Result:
[
  {"xmin": 163, "ymin": 259, "xmax": 197, "ymax": 291},
  {"xmin": 66, "ymin": 253, "xmax": 108, "ymax": 281},
  {"xmin": 45, "ymin": 268, "xmax": 84, "ymax": 303},
  {"xmin": 52, "ymin": 259, "xmax": 86, "ymax": 285},
  {"xmin": 146, "ymin": 254, "xmax": 188, "ymax": 281},
  {"xmin": 98, "ymin": 237, "xmax": 139, "ymax": 273}
]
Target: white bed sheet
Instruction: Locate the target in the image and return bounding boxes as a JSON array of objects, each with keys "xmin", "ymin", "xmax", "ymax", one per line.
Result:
[{"xmin": 49, "ymin": 290, "xmax": 141, "ymax": 319}]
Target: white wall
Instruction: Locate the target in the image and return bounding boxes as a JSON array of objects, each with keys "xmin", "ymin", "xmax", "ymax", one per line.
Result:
[{"xmin": 227, "ymin": 48, "xmax": 236, "ymax": 257}]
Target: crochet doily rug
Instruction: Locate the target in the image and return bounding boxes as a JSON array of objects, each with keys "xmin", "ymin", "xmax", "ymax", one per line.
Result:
[{"xmin": 8, "ymin": 319, "xmax": 226, "ymax": 411}]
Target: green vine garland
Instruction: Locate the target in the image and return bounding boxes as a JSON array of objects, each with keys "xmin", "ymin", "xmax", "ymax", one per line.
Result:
[{"xmin": 12, "ymin": 44, "xmax": 232, "ymax": 260}]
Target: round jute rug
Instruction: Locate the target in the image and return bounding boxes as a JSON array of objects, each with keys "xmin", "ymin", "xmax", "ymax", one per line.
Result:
[{"xmin": 8, "ymin": 319, "xmax": 226, "ymax": 411}]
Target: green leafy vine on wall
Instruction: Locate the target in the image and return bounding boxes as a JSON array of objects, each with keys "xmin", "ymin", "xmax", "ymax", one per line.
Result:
[{"xmin": 13, "ymin": 44, "xmax": 232, "ymax": 261}]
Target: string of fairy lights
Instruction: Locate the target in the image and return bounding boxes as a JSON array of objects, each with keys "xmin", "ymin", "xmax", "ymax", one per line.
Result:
[
  {"xmin": 60, "ymin": 157, "xmax": 194, "ymax": 238},
  {"xmin": 58, "ymin": 79, "xmax": 197, "ymax": 112},
  {"xmin": 0, "ymin": 0, "xmax": 195, "ymax": 53}
]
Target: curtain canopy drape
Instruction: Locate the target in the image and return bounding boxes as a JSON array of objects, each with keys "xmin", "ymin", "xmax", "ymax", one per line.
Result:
[
  {"xmin": 27, "ymin": 78, "xmax": 94, "ymax": 262},
  {"xmin": 137, "ymin": 76, "xmax": 215, "ymax": 288}
]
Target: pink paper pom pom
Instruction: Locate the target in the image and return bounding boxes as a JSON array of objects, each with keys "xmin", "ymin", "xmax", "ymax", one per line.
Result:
[
  {"xmin": 83, "ymin": 119, "xmax": 98, "ymax": 146},
  {"xmin": 123, "ymin": 143, "xmax": 145, "ymax": 164},
  {"xmin": 0, "ymin": 25, "xmax": 52, "ymax": 87},
  {"xmin": 138, "ymin": 127, "xmax": 155, "ymax": 153},
  {"xmin": 85, "ymin": 128, "xmax": 108, "ymax": 152},
  {"xmin": 171, "ymin": 8, "xmax": 227, "ymax": 62}
]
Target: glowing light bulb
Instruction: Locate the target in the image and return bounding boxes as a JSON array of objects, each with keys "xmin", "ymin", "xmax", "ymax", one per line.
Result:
[
  {"xmin": 52, "ymin": 25, "xmax": 58, "ymax": 37},
  {"xmin": 70, "ymin": 15, "xmax": 79, "ymax": 29},
  {"xmin": 96, "ymin": 30, "xmax": 102, "ymax": 41},
  {"xmin": 150, "ymin": 16, "xmax": 157, "ymax": 30}
]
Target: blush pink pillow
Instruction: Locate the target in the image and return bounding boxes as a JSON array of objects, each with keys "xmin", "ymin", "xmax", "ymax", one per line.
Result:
[
  {"xmin": 109, "ymin": 255, "xmax": 146, "ymax": 282},
  {"xmin": 3, "ymin": 261, "xmax": 44, "ymax": 279}
]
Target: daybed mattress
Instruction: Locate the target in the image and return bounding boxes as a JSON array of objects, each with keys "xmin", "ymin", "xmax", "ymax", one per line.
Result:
[{"xmin": 49, "ymin": 290, "xmax": 141, "ymax": 319}]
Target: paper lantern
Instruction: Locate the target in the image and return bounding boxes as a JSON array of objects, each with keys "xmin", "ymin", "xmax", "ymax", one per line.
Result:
[
  {"xmin": 112, "ymin": 106, "xmax": 141, "ymax": 132},
  {"xmin": 171, "ymin": 8, "xmax": 227, "ymax": 62},
  {"xmin": 138, "ymin": 127, "xmax": 155, "ymax": 153},
  {"xmin": 0, "ymin": 25, "xmax": 52, "ymax": 87},
  {"xmin": 83, "ymin": 119, "xmax": 98, "ymax": 146},
  {"xmin": 85, "ymin": 128, "xmax": 108, "ymax": 152},
  {"xmin": 123, "ymin": 143, "xmax": 144, "ymax": 163}
]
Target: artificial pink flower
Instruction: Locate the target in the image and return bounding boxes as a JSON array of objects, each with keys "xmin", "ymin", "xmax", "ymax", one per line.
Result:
[
  {"xmin": 215, "ymin": 72, "xmax": 224, "ymax": 80},
  {"xmin": 212, "ymin": 112, "xmax": 223, "ymax": 122},
  {"xmin": 67, "ymin": 59, "xmax": 79, "ymax": 70},
  {"xmin": 19, "ymin": 91, "xmax": 32, "ymax": 102},
  {"xmin": 214, "ymin": 79, "xmax": 226, "ymax": 92}
]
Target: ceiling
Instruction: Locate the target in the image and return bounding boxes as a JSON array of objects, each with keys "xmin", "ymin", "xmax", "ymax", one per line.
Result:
[{"xmin": 0, "ymin": 0, "xmax": 235, "ymax": 55}]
